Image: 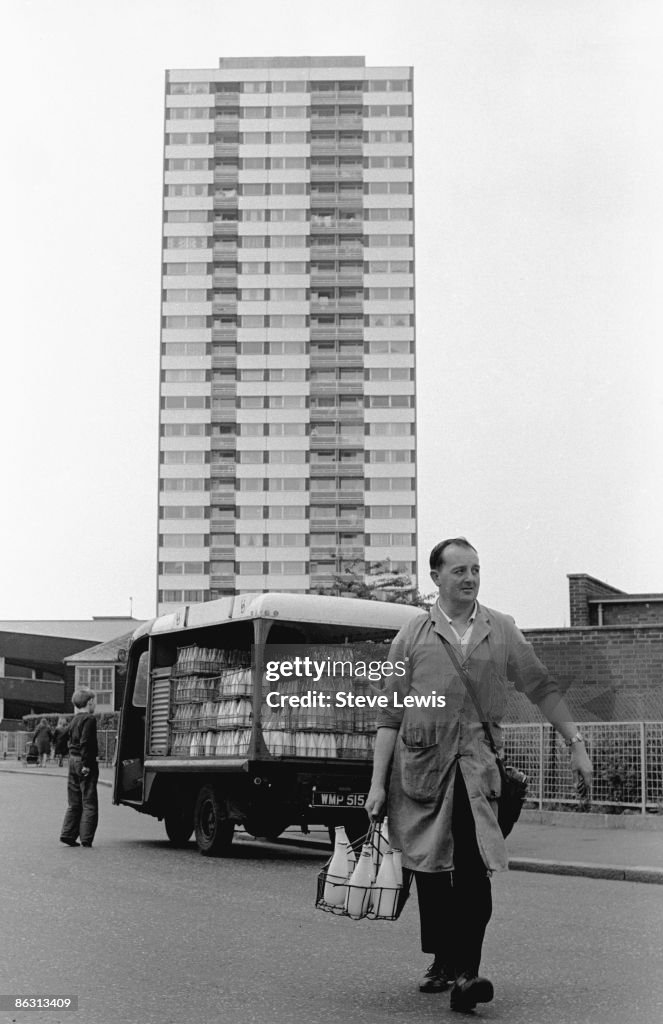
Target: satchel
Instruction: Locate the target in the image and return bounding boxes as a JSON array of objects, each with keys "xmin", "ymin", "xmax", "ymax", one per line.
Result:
[{"xmin": 437, "ymin": 632, "xmax": 528, "ymax": 838}]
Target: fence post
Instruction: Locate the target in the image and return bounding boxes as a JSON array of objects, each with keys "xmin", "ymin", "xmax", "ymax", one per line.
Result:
[
  {"xmin": 538, "ymin": 724, "xmax": 544, "ymax": 810},
  {"xmin": 640, "ymin": 722, "xmax": 647, "ymax": 815}
]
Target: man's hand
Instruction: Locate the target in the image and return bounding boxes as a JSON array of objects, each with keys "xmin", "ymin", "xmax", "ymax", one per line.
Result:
[
  {"xmin": 365, "ymin": 784, "xmax": 387, "ymax": 821},
  {"xmin": 81, "ymin": 767, "xmax": 90, "ymax": 778},
  {"xmin": 570, "ymin": 743, "xmax": 593, "ymax": 789}
]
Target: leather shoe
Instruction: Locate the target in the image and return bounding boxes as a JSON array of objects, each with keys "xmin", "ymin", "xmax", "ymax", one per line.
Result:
[
  {"xmin": 450, "ymin": 974, "xmax": 494, "ymax": 1013},
  {"xmin": 419, "ymin": 958, "xmax": 453, "ymax": 993},
  {"xmin": 60, "ymin": 837, "xmax": 80, "ymax": 847}
]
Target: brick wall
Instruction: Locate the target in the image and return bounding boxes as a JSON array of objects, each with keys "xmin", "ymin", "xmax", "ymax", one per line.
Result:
[
  {"xmin": 567, "ymin": 574, "xmax": 625, "ymax": 627},
  {"xmin": 600, "ymin": 601, "xmax": 663, "ymax": 626},
  {"xmin": 507, "ymin": 625, "xmax": 663, "ymax": 723}
]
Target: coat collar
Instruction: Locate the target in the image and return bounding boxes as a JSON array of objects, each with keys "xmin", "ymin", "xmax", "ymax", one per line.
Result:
[{"xmin": 428, "ymin": 601, "xmax": 492, "ymax": 659}]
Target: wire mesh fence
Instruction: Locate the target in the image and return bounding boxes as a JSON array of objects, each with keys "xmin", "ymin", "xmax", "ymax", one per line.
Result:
[
  {"xmin": 3, "ymin": 722, "xmax": 663, "ymax": 813},
  {"xmin": 503, "ymin": 722, "xmax": 663, "ymax": 814},
  {"xmin": 0, "ymin": 730, "xmax": 117, "ymax": 767}
]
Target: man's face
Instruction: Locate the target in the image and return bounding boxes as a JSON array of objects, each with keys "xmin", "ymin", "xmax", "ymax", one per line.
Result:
[{"xmin": 430, "ymin": 544, "xmax": 481, "ymax": 607}]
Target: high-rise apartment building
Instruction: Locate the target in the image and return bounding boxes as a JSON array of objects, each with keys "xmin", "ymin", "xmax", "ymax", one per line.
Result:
[{"xmin": 157, "ymin": 56, "xmax": 416, "ymax": 612}]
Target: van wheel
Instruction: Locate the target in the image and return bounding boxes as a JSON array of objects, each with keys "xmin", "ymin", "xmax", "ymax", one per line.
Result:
[
  {"xmin": 164, "ymin": 807, "xmax": 193, "ymax": 847},
  {"xmin": 194, "ymin": 785, "xmax": 234, "ymax": 856}
]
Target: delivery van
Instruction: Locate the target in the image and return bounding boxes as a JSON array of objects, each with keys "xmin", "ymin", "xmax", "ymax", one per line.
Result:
[{"xmin": 113, "ymin": 592, "xmax": 421, "ymax": 854}]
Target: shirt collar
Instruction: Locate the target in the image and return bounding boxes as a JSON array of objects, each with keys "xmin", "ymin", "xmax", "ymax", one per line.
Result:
[{"xmin": 436, "ymin": 599, "xmax": 478, "ymax": 624}]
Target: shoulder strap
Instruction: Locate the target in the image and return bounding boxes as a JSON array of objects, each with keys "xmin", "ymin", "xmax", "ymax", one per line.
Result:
[{"xmin": 434, "ymin": 626, "xmax": 500, "ymax": 757}]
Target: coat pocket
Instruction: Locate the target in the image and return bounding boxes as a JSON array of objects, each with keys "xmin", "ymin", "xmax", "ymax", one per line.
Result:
[{"xmin": 398, "ymin": 735, "xmax": 444, "ymax": 803}]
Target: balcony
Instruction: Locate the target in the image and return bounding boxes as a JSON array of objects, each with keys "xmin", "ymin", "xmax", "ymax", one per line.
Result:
[
  {"xmin": 311, "ymin": 300, "xmax": 362, "ymax": 316},
  {"xmin": 211, "ymin": 327, "xmax": 237, "ymax": 342},
  {"xmin": 310, "ymin": 353, "xmax": 363, "ymax": 370},
  {"xmin": 212, "ymin": 300, "xmax": 237, "ymax": 316},
  {"xmin": 210, "ymin": 435, "xmax": 237, "ymax": 450},
  {"xmin": 210, "ymin": 574, "xmax": 237, "ymax": 589},
  {"xmin": 310, "ymin": 166, "xmax": 363, "ymax": 185},
  {"xmin": 214, "ymin": 168, "xmax": 240, "ymax": 184},
  {"xmin": 310, "ymin": 462, "xmax": 364, "ymax": 477},
  {"xmin": 310, "ymin": 326, "xmax": 364, "ymax": 343},
  {"xmin": 309, "ymin": 242, "xmax": 364, "ymax": 261},
  {"xmin": 209, "ymin": 547, "xmax": 235, "ymax": 560},
  {"xmin": 310, "ymin": 138, "xmax": 363, "ymax": 155},
  {"xmin": 214, "ymin": 194, "xmax": 239, "ymax": 209},
  {"xmin": 210, "ymin": 512, "xmax": 237, "ymax": 527},
  {"xmin": 215, "ymin": 92, "xmax": 240, "ymax": 105},
  {"xmin": 309, "ymin": 270, "xmax": 363, "ymax": 288},
  {"xmin": 310, "ymin": 381, "xmax": 363, "ymax": 396},
  {"xmin": 209, "ymin": 462, "xmax": 236, "ymax": 477},
  {"xmin": 213, "ymin": 218, "xmax": 239, "ymax": 233},
  {"xmin": 214, "ymin": 116, "xmax": 240, "ymax": 130},
  {"xmin": 213, "ymin": 243, "xmax": 238, "ymax": 259},
  {"xmin": 214, "ymin": 142, "xmax": 240, "ymax": 157},
  {"xmin": 309, "ymin": 434, "xmax": 363, "ymax": 450},
  {"xmin": 210, "ymin": 487, "xmax": 237, "ymax": 504},
  {"xmin": 211, "ymin": 355, "xmax": 237, "ymax": 371},
  {"xmin": 311, "ymin": 115, "xmax": 363, "ymax": 132}
]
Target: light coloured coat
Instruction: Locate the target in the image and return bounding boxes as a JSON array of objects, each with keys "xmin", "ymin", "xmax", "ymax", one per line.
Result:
[{"xmin": 376, "ymin": 602, "xmax": 560, "ymax": 873}]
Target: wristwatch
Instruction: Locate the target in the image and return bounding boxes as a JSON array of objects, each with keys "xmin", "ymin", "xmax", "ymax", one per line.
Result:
[{"xmin": 565, "ymin": 731, "xmax": 584, "ymax": 748}]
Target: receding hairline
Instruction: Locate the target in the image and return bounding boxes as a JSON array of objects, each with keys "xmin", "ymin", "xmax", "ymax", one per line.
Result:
[{"xmin": 429, "ymin": 537, "xmax": 479, "ymax": 571}]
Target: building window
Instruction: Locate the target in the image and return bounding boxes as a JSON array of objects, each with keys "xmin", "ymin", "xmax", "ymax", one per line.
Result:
[
  {"xmin": 165, "ymin": 288, "xmax": 208, "ymax": 302},
  {"xmin": 267, "ymin": 506, "xmax": 306, "ymax": 519},
  {"xmin": 367, "ymin": 505, "xmax": 414, "ymax": 518},
  {"xmin": 164, "ymin": 262, "xmax": 210, "ymax": 275},
  {"xmin": 161, "ymin": 423, "xmax": 208, "ymax": 437},
  {"xmin": 269, "ymin": 422, "xmax": 307, "ymax": 436},
  {"xmin": 165, "ymin": 237, "xmax": 210, "ymax": 250},
  {"xmin": 77, "ymin": 667, "xmax": 114, "ymax": 708},
  {"xmin": 268, "ymin": 533, "xmax": 306, "ymax": 547},
  {"xmin": 159, "ymin": 561, "xmax": 209, "ymax": 574},
  {"xmin": 160, "ymin": 479, "xmax": 208, "ymax": 492},
  {"xmin": 161, "ymin": 451, "xmax": 207, "ymax": 465},
  {"xmin": 268, "ymin": 561, "xmax": 307, "ymax": 575},
  {"xmin": 238, "ymin": 533, "xmax": 264, "ymax": 547},
  {"xmin": 159, "ymin": 533, "xmax": 207, "ymax": 548},
  {"xmin": 268, "ymin": 478, "xmax": 306, "ymax": 491},
  {"xmin": 238, "ymin": 561, "xmax": 265, "ymax": 574},
  {"xmin": 162, "ymin": 342, "xmax": 209, "ymax": 356},
  {"xmin": 160, "ymin": 506, "xmax": 208, "ymax": 520}
]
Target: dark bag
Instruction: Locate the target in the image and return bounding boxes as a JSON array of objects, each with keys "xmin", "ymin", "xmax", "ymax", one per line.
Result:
[{"xmin": 437, "ymin": 632, "xmax": 528, "ymax": 838}]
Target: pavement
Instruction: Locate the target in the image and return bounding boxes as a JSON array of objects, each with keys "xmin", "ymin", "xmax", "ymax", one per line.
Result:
[{"xmin": 3, "ymin": 757, "xmax": 663, "ymax": 884}]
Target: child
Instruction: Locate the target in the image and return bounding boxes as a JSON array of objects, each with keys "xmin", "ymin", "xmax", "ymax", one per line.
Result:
[{"xmin": 59, "ymin": 689, "xmax": 98, "ymax": 848}]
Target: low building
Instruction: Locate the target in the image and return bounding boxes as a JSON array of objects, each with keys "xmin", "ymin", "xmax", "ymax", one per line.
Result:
[
  {"xmin": 64, "ymin": 632, "xmax": 137, "ymax": 713},
  {"xmin": 0, "ymin": 617, "xmax": 141, "ymax": 727},
  {"xmin": 507, "ymin": 574, "xmax": 663, "ymax": 723}
]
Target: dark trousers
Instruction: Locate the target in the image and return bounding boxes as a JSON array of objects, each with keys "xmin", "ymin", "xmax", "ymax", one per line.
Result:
[
  {"xmin": 60, "ymin": 756, "xmax": 99, "ymax": 845},
  {"xmin": 414, "ymin": 769, "xmax": 492, "ymax": 978}
]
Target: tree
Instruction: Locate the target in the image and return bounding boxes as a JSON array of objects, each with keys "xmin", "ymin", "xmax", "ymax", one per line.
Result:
[{"xmin": 314, "ymin": 560, "xmax": 434, "ymax": 608}]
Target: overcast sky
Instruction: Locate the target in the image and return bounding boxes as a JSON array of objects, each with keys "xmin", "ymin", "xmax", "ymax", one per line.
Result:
[{"xmin": 2, "ymin": 0, "xmax": 662, "ymax": 627}]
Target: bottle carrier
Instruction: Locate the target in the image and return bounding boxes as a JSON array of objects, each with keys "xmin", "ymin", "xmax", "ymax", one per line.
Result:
[{"xmin": 315, "ymin": 821, "xmax": 412, "ymax": 921}]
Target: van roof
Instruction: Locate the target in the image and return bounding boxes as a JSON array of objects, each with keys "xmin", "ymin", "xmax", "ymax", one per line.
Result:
[{"xmin": 135, "ymin": 592, "xmax": 424, "ymax": 640}]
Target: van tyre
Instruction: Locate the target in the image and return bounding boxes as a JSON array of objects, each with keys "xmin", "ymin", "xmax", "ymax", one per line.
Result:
[
  {"xmin": 164, "ymin": 806, "xmax": 194, "ymax": 847},
  {"xmin": 194, "ymin": 785, "xmax": 234, "ymax": 856}
]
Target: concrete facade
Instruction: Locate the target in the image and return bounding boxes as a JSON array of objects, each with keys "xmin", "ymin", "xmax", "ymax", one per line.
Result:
[{"xmin": 157, "ymin": 56, "xmax": 417, "ymax": 612}]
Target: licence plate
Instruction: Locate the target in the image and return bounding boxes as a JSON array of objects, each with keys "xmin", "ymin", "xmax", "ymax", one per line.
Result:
[{"xmin": 310, "ymin": 790, "xmax": 367, "ymax": 808}]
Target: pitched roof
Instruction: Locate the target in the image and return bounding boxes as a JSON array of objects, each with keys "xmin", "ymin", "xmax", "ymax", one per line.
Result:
[
  {"xmin": 0, "ymin": 618, "xmax": 142, "ymax": 642},
  {"xmin": 64, "ymin": 631, "xmax": 136, "ymax": 664}
]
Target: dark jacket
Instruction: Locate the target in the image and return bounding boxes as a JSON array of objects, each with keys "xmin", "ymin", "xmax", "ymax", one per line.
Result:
[
  {"xmin": 53, "ymin": 727, "xmax": 70, "ymax": 756},
  {"xmin": 32, "ymin": 724, "xmax": 53, "ymax": 756},
  {"xmin": 67, "ymin": 713, "xmax": 98, "ymax": 770}
]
